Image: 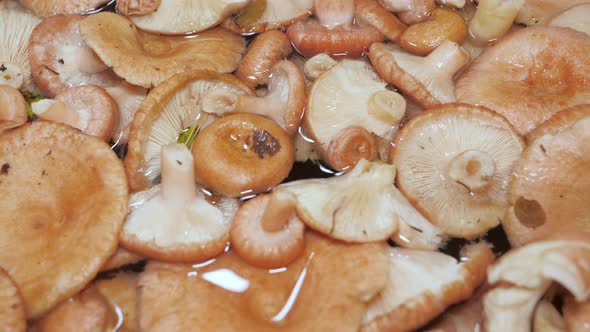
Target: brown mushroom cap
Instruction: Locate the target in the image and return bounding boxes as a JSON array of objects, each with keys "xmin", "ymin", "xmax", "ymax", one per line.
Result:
[
  {"xmin": 0, "ymin": 85, "xmax": 28, "ymax": 134},
  {"xmin": 503, "ymin": 111, "xmax": 590, "ymax": 247},
  {"xmin": 548, "ymin": 4, "xmax": 590, "ymax": 35},
  {"xmin": 95, "ymin": 272, "xmax": 139, "ymax": 332},
  {"xmin": 79, "ymin": 12, "xmax": 246, "ymax": 89},
  {"xmin": 138, "ymin": 232, "xmax": 388, "ymax": 331},
  {"xmin": 18, "ymin": 0, "xmax": 110, "ymax": 17},
  {"xmin": 223, "ymin": 0, "xmax": 314, "ymax": 34},
  {"xmin": 0, "ymin": 268, "xmax": 26, "ymax": 332},
  {"xmin": 355, "ymin": 0, "xmax": 407, "ymax": 43},
  {"xmin": 0, "ymin": 121, "xmax": 128, "ymax": 318},
  {"xmin": 563, "ymin": 295, "xmax": 590, "ymax": 332},
  {"xmin": 192, "ymin": 113, "xmax": 294, "ymax": 197},
  {"xmin": 100, "ymin": 247, "xmax": 144, "ymax": 272},
  {"xmin": 456, "ymin": 26, "xmax": 590, "ymax": 136},
  {"xmin": 516, "ymin": 0, "xmax": 589, "ymax": 25}
]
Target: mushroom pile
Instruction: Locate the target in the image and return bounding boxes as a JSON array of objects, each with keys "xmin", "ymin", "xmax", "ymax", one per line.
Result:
[{"xmin": 0, "ymin": 0, "xmax": 589, "ymax": 331}]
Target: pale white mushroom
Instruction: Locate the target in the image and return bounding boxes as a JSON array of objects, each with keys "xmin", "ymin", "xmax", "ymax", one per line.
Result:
[{"xmin": 548, "ymin": 4, "xmax": 590, "ymax": 35}]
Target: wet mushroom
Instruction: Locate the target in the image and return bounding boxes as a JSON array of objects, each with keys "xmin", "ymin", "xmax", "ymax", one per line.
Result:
[
  {"xmin": 456, "ymin": 26, "xmax": 590, "ymax": 136},
  {"xmin": 361, "ymin": 243, "xmax": 494, "ymax": 332},
  {"xmin": 79, "ymin": 12, "xmax": 246, "ymax": 89},
  {"xmin": 18, "ymin": 0, "xmax": 110, "ymax": 17},
  {"xmin": 224, "ymin": 0, "xmax": 314, "ymax": 34},
  {"xmin": 468, "ymin": 0, "xmax": 524, "ymax": 43},
  {"xmin": 116, "ymin": 0, "xmax": 161, "ymax": 16},
  {"xmin": 391, "ymin": 103, "xmax": 525, "ymax": 239},
  {"xmin": 563, "ymin": 296, "xmax": 590, "ymax": 332},
  {"xmin": 0, "ymin": 268, "xmax": 26, "ymax": 332},
  {"xmin": 104, "ymin": 81, "xmax": 148, "ymax": 145},
  {"xmin": 303, "ymin": 53, "xmax": 338, "ymax": 81},
  {"xmin": 516, "ymin": 0, "xmax": 589, "ymax": 26},
  {"xmin": 525, "ymin": 104, "xmax": 590, "ymax": 144},
  {"xmin": 355, "ymin": 0, "xmax": 407, "ymax": 43},
  {"xmin": 99, "ymin": 248, "xmax": 143, "ymax": 272},
  {"xmin": 424, "ymin": 286, "xmax": 488, "ymax": 332},
  {"xmin": 202, "ymin": 60, "xmax": 306, "ymax": 136},
  {"xmin": 435, "ymin": 0, "xmax": 465, "ymax": 8},
  {"xmin": 533, "ymin": 300, "xmax": 566, "ymax": 332},
  {"xmin": 548, "ymin": 3, "xmax": 590, "ymax": 35},
  {"xmin": 0, "ymin": 85, "xmax": 28, "ymax": 134},
  {"xmin": 95, "ymin": 272, "xmax": 139, "ymax": 332},
  {"xmin": 378, "ymin": 0, "xmax": 436, "ymax": 25},
  {"xmin": 369, "ymin": 41, "xmax": 470, "ymax": 109},
  {"xmin": 0, "ymin": 121, "xmax": 128, "ymax": 318}
]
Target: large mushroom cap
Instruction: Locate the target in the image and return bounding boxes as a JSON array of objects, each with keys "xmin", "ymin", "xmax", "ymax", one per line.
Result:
[
  {"xmin": 456, "ymin": 26, "xmax": 590, "ymax": 136},
  {"xmin": 128, "ymin": 0, "xmax": 249, "ymax": 35},
  {"xmin": 0, "ymin": 268, "xmax": 26, "ymax": 332},
  {"xmin": 18, "ymin": 0, "xmax": 110, "ymax": 17},
  {"xmin": 0, "ymin": 121, "xmax": 128, "ymax": 318},
  {"xmin": 516, "ymin": 0, "xmax": 589, "ymax": 25},
  {"xmin": 137, "ymin": 232, "xmax": 388, "ymax": 331},
  {"xmin": 391, "ymin": 103, "xmax": 525, "ymax": 239},
  {"xmin": 224, "ymin": 0, "xmax": 314, "ymax": 34},
  {"xmin": 79, "ymin": 12, "xmax": 246, "ymax": 89},
  {"xmin": 503, "ymin": 109, "xmax": 590, "ymax": 247}
]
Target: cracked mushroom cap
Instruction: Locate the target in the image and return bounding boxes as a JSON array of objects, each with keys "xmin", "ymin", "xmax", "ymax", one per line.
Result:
[
  {"xmin": 456, "ymin": 26, "xmax": 590, "ymax": 136},
  {"xmin": 137, "ymin": 232, "xmax": 388, "ymax": 331},
  {"xmin": 224, "ymin": 0, "xmax": 314, "ymax": 34},
  {"xmin": 361, "ymin": 242, "xmax": 494, "ymax": 332},
  {"xmin": 391, "ymin": 103, "xmax": 525, "ymax": 239},
  {"xmin": 18, "ymin": 0, "xmax": 109, "ymax": 17},
  {"xmin": 0, "ymin": 268, "xmax": 25, "ymax": 332},
  {"xmin": 0, "ymin": 121, "xmax": 128, "ymax": 318},
  {"xmin": 128, "ymin": 0, "xmax": 249, "ymax": 35},
  {"xmin": 503, "ymin": 110, "xmax": 590, "ymax": 247},
  {"xmin": 549, "ymin": 4, "xmax": 590, "ymax": 35},
  {"xmin": 0, "ymin": 85, "xmax": 28, "ymax": 134},
  {"xmin": 516, "ymin": 0, "xmax": 589, "ymax": 25},
  {"xmin": 563, "ymin": 295, "xmax": 590, "ymax": 332},
  {"xmin": 79, "ymin": 12, "xmax": 246, "ymax": 89},
  {"xmin": 124, "ymin": 70, "xmax": 252, "ymax": 192}
]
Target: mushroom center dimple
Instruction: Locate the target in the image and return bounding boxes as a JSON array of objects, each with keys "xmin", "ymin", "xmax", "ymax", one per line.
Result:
[
  {"xmin": 0, "ymin": 63, "xmax": 24, "ymax": 89},
  {"xmin": 514, "ymin": 197, "xmax": 546, "ymax": 229},
  {"xmin": 448, "ymin": 150, "xmax": 496, "ymax": 193},
  {"xmin": 466, "ymin": 159, "xmax": 481, "ymax": 176}
]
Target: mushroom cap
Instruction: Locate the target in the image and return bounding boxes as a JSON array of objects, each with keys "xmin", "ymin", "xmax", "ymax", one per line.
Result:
[
  {"xmin": 0, "ymin": 85, "xmax": 28, "ymax": 134},
  {"xmin": 18, "ymin": 0, "xmax": 110, "ymax": 17},
  {"xmin": 355, "ymin": 0, "xmax": 407, "ymax": 43},
  {"xmin": 137, "ymin": 232, "xmax": 388, "ymax": 331},
  {"xmin": 0, "ymin": 268, "xmax": 26, "ymax": 332},
  {"xmin": 100, "ymin": 247, "xmax": 143, "ymax": 272},
  {"xmin": 191, "ymin": 114, "xmax": 294, "ymax": 197},
  {"xmin": 503, "ymin": 111, "xmax": 590, "ymax": 247},
  {"xmin": 516, "ymin": 0, "xmax": 589, "ymax": 25},
  {"xmin": 0, "ymin": 121, "xmax": 128, "ymax": 318},
  {"xmin": 391, "ymin": 103, "xmax": 525, "ymax": 239},
  {"xmin": 483, "ymin": 285, "xmax": 549, "ymax": 332},
  {"xmin": 128, "ymin": 0, "xmax": 249, "ymax": 35},
  {"xmin": 548, "ymin": 3, "xmax": 590, "ymax": 35},
  {"xmin": 361, "ymin": 242, "xmax": 494, "ymax": 332},
  {"xmin": 223, "ymin": 0, "xmax": 314, "ymax": 34},
  {"xmin": 28, "ymin": 14, "xmax": 118, "ymax": 98},
  {"xmin": 104, "ymin": 81, "xmax": 147, "ymax": 145},
  {"xmin": 325, "ymin": 126, "xmax": 378, "ymax": 171},
  {"xmin": 455, "ymin": 26, "xmax": 590, "ymax": 136},
  {"xmin": 79, "ymin": 12, "xmax": 246, "ymax": 89},
  {"xmin": 124, "ymin": 70, "xmax": 252, "ymax": 192},
  {"xmin": 265, "ymin": 60, "xmax": 306, "ymax": 136},
  {"xmin": 95, "ymin": 272, "xmax": 139, "ymax": 332},
  {"xmin": 563, "ymin": 295, "xmax": 590, "ymax": 332},
  {"xmin": 526, "ymin": 104, "xmax": 590, "ymax": 144}
]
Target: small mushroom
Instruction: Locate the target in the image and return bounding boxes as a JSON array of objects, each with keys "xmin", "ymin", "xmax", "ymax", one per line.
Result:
[
  {"xmin": 104, "ymin": 81, "xmax": 148, "ymax": 145},
  {"xmin": 303, "ymin": 53, "xmax": 338, "ymax": 81},
  {"xmin": 0, "ymin": 85, "xmax": 28, "ymax": 134},
  {"xmin": 468, "ymin": 0, "xmax": 524, "ymax": 43},
  {"xmin": 79, "ymin": 12, "xmax": 246, "ymax": 89},
  {"xmin": 121, "ymin": 144, "xmax": 239, "ymax": 262},
  {"xmin": 563, "ymin": 295, "xmax": 590, "ymax": 332},
  {"xmin": 516, "ymin": 0, "xmax": 589, "ymax": 26},
  {"xmin": 355, "ymin": 0, "xmax": 407, "ymax": 43},
  {"xmin": 230, "ymin": 191, "xmax": 305, "ymax": 269},
  {"xmin": 369, "ymin": 41, "xmax": 470, "ymax": 109},
  {"xmin": 391, "ymin": 103, "xmax": 525, "ymax": 239},
  {"xmin": 100, "ymin": 247, "xmax": 144, "ymax": 272},
  {"xmin": 548, "ymin": 3, "xmax": 590, "ymax": 35},
  {"xmin": 202, "ymin": 60, "xmax": 306, "ymax": 136},
  {"xmin": 0, "ymin": 268, "xmax": 26, "ymax": 332},
  {"xmin": 361, "ymin": 243, "xmax": 494, "ymax": 332},
  {"xmin": 456, "ymin": 26, "xmax": 590, "ymax": 136},
  {"xmin": 533, "ymin": 300, "xmax": 566, "ymax": 332},
  {"xmin": 31, "ymin": 85, "xmax": 119, "ymax": 142},
  {"xmin": 116, "ymin": 0, "xmax": 161, "ymax": 16},
  {"xmin": 0, "ymin": 1, "xmax": 40, "ymax": 90},
  {"xmin": 224, "ymin": 0, "xmax": 314, "ymax": 34},
  {"xmin": 18, "ymin": 0, "xmax": 110, "ymax": 17},
  {"xmin": 378, "ymin": 0, "xmax": 436, "ymax": 25},
  {"xmin": 191, "ymin": 114, "xmax": 294, "ymax": 197},
  {"xmin": 95, "ymin": 272, "xmax": 139, "ymax": 332}
]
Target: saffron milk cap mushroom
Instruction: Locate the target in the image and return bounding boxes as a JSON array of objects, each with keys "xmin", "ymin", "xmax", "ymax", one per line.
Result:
[
  {"xmin": 0, "ymin": 85, "xmax": 28, "ymax": 134},
  {"xmin": 548, "ymin": 3, "xmax": 590, "ymax": 35},
  {"xmin": 0, "ymin": 268, "xmax": 26, "ymax": 332},
  {"xmin": 18, "ymin": 0, "xmax": 110, "ymax": 17},
  {"xmin": 224, "ymin": 0, "xmax": 314, "ymax": 34}
]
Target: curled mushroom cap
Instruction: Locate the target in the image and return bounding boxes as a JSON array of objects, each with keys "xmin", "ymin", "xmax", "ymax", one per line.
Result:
[
  {"xmin": 549, "ymin": 3, "xmax": 590, "ymax": 35},
  {"xmin": 563, "ymin": 296, "xmax": 590, "ymax": 332},
  {"xmin": 456, "ymin": 26, "xmax": 590, "ymax": 136},
  {"xmin": 0, "ymin": 268, "xmax": 26, "ymax": 332},
  {"xmin": 138, "ymin": 232, "xmax": 388, "ymax": 331},
  {"xmin": 468, "ymin": 0, "xmax": 524, "ymax": 43},
  {"xmin": 224, "ymin": 0, "xmax": 314, "ymax": 34},
  {"xmin": 192, "ymin": 114, "xmax": 294, "ymax": 197},
  {"xmin": 0, "ymin": 1, "xmax": 40, "ymax": 90},
  {"xmin": 355, "ymin": 0, "xmax": 407, "ymax": 43},
  {"xmin": 369, "ymin": 41, "xmax": 470, "ymax": 109},
  {"xmin": 503, "ymin": 111, "xmax": 590, "ymax": 247},
  {"xmin": 79, "ymin": 12, "xmax": 246, "ymax": 89},
  {"xmin": 18, "ymin": 0, "xmax": 110, "ymax": 17},
  {"xmin": 362, "ymin": 243, "xmax": 494, "ymax": 332},
  {"xmin": 100, "ymin": 247, "xmax": 143, "ymax": 272},
  {"xmin": 378, "ymin": 0, "xmax": 436, "ymax": 25},
  {"xmin": 0, "ymin": 121, "xmax": 128, "ymax": 318},
  {"xmin": 516, "ymin": 0, "xmax": 589, "ymax": 25},
  {"xmin": 0, "ymin": 85, "xmax": 28, "ymax": 134},
  {"xmin": 95, "ymin": 272, "xmax": 139, "ymax": 332},
  {"xmin": 391, "ymin": 103, "xmax": 525, "ymax": 239},
  {"xmin": 32, "ymin": 85, "xmax": 118, "ymax": 141},
  {"xmin": 526, "ymin": 104, "xmax": 590, "ymax": 144}
]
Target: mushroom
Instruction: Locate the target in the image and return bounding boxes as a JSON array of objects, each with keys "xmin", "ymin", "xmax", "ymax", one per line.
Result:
[
  {"xmin": 391, "ymin": 103, "xmax": 525, "ymax": 239},
  {"xmin": 79, "ymin": 12, "xmax": 246, "ymax": 89},
  {"xmin": 100, "ymin": 247, "xmax": 144, "ymax": 272},
  {"xmin": 95, "ymin": 272, "xmax": 139, "ymax": 332},
  {"xmin": 548, "ymin": 3, "xmax": 590, "ymax": 35},
  {"xmin": 302, "ymin": 53, "xmax": 338, "ymax": 81},
  {"xmin": 563, "ymin": 295, "xmax": 590, "ymax": 332},
  {"xmin": 456, "ymin": 26, "xmax": 590, "ymax": 136},
  {"xmin": 533, "ymin": 300, "xmax": 566, "ymax": 332},
  {"xmin": 369, "ymin": 41, "xmax": 470, "ymax": 109},
  {"xmin": 435, "ymin": 0, "xmax": 465, "ymax": 8},
  {"xmin": 377, "ymin": 0, "xmax": 436, "ymax": 25},
  {"xmin": 0, "ymin": 1, "xmax": 40, "ymax": 90},
  {"xmin": 355, "ymin": 0, "xmax": 407, "ymax": 43},
  {"xmin": 230, "ymin": 191, "xmax": 305, "ymax": 269},
  {"xmin": 191, "ymin": 114, "xmax": 294, "ymax": 197},
  {"xmin": 503, "ymin": 110, "xmax": 590, "ymax": 247},
  {"xmin": 0, "ymin": 85, "xmax": 28, "ymax": 134},
  {"xmin": 468, "ymin": 0, "xmax": 524, "ymax": 43},
  {"xmin": 516, "ymin": 0, "xmax": 589, "ymax": 26},
  {"xmin": 0, "ymin": 268, "xmax": 26, "ymax": 332},
  {"xmin": 306, "ymin": 59, "xmax": 405, "ymax": 170},
  {"xmin": 124, "ymin": 70, "xmax": 252, "ymax": 192},
  {"xmin": 361, "ymin": 242, "xmax": 494, "ymax": 332},
  {"xmin": 121, "ymin": 144, "xmax": 240, "ymax": 262},
  {"xmin": 526, "ymin": 104, "xmax": 590, "ymax": 144},
  {"xmin": 0, "ymin": 121, "xmax": 128, "ymax": 318},
  {"xmin": 202, "ymin": 60, "xmax": 306, "ymax": 136},
  {"xmin": 18, "ymin": 0, "xmax": 110, "ymax": 17},
  {"xmin": 137, "ymin": 232, "xmax": 388, "ymax": 331},
  {"xmin": 483, "ymin": 285, "xmax": 549, "ymax": 332},
  {"xmin": 104, "ymin": 81, "xmax": 148, "ymax": 145},
  {"xmin": 424, "ymin": 286, "xmax": 488, "ymax": 332},
  {"xmin": 116, "ymin": 0, "xmax": 161, "ymax": 15},
  {"xmin": 31, "ymin": 85, "xmax": 119, "ymax": 142},
  {"xmin": 126, "ymin": 0, "xmax": 249, "ymax": 35},
  {"xmin": 235, "ymin": 30, "xmax": 293, "ymax": 90},
  {"xmin": 224, "ymin": 0, "xmax": 314, "ymax": 34}
]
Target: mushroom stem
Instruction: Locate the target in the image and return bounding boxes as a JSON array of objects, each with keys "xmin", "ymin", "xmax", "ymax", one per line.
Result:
[
  {"xmin": 304, "ymin": 53, "xmax": 338, "ymax": 81},
  {"xmin": 160, "ymin": 144, "xmax": 198, "ymax": 205},
  {"xmin": 201, "ymin": 88, "xmax": 282, "ymax": 126},
  {"xmin": 0, "ymin": 63, "xmax": 24, "ymax": 89},
  {"xmin": 260, "ymin": 191, "xmax": 297, "ymax": 232},
  {"xmin": 426, "ymin": 40, "xmax": 470, "ymax": 77},
  {"xmin": 314, "ymin": 0, "xmax": 355, "ymax": 29},
  {"xmin": 32, "ymin": 99, "xmax": 81, "ymax": 129},
  {"xmin": 469, "ymin": 0, "xmax": 525, "ymax": 43},
  {"xmin": 448, "ymin": 150, "xmax": 496, "ymax": 193},
  {"xmin": 368, "ymin": 90, "xmax": 407, "ymax": 125}
]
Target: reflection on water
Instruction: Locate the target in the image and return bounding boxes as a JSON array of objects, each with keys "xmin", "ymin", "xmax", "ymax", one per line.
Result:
[
  {"xmin": 202, "ymin": 268, "xmax": 250, "ymax": 293},
  {"xmin": 271, "ymin": 252, "xmax": 314, "ymax": 322}
]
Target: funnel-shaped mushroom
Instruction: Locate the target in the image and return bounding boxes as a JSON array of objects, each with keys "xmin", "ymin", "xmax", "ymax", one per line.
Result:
[
  {"xmin": 378, "ymin": 0, "xmax": 435, "ymax": 24},
  {"xmin": 0, "ymin": 268, "xmax": 25, "ymax": 332},
  {"xmin": 95, "ymin": 272, "xmax": 139, "ymax": 332},
  {"xmin": 0, "ymin": 1, "xmax": 40, "ymax": 90},
  {"xmin": 224, "ymin": 0, "xmax": 314, "ymax": 34},
  {"xmin": 361, "ymin": 243, "xmax": 494, "ymax": 332},
  {"xmin": 564, "ymin": 296, "xmax": 590, "ymax": 332},
  {"xmin": 369, "ymin": 41, "xmax": 469, "ymax": 109},
  {"xmin": 468, "ymin": 0, "xmax": 524, "ymax": 43},
  {"xmin": 456, "ymin": 26, "xmax": 590, "ymax": 136},
  {"xmin": 79, "ymin": 12, "xmax": 246, "ymax": 89},
  {"xmin": 124, "ymin": 70, "xmax": 252, "ymax": 192},
  {"xmin": 516, "ymin": 0, "xmax": 589, "ymax": 25},
  {"xmin": 391, "ymin": 103, "xmax": 525, "ymax": 239},
  {"xmin": 18, "ymin": 0, "xmax": 110, "ymax": 17},
  {"xmin": 0, "ymin": 121, "xmax": 128, "ymax": 318},
  {"xmin": 548, "ymin": 4, "xmax": 590, "ymax": 35},
  {"xmin": 0, "ymin": 85, "xmax": 27, "ymax": 134},
  {"xmin": 503, "ymin": 109, "xmax": 590, "ymax": 247},
  {"xmin": 122, "ymin": 144, "xmax": 239, "ymax": 262},
  {"xmin": 138, "ymin": 232, "xmax": 388, "ymax": 331}
]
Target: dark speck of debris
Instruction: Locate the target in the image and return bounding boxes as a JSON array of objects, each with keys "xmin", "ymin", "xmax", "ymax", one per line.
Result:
[
  {"xmin": 0, "ymin": 64, "xmax": 6, "ymax": 72},
  {"xmin": 540, "ymin": 144, "xmax": 546, "ymax": 153},
  {"xmin": 43, "ymin": 65, "xmax": 60, "ymax": 75},
  {"xmin": 37, "ymin": 182, "xmax": 41, "ymax": 186},
  {"xmin": 57, "ymin": 58, "xmax": 64, "ymax": 65},
  {"xmin": 560, "ymin": 194, "xmax": 564, "ymax": 198},
  {"xmin": 1, "ymin": 163, "xmax": 9, "ymax": 175},
  {"xmin": 46, "ymin": 150, "xmax": 52, "ymax": 156},
  {"xmin": 42, "ymin": 170, "xmax": 46, "ymax": 176},
  {"xmin": 419, "ymin": 145, "xmax": 425, "ymax": 150},
  {"xmin": 410, "ymin": 226, "xmax": 423, "ymax": 233},
  {"xmin": 176, "ymin": 160, "xmax": 182, "ymax": 165},
  {"xmin": 362, "ymin": 230, "xmax": 367, "ymax": 235},
  {"xmin": 251, "ymin": 130, "xmax": 281, "ymax": 158}
]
